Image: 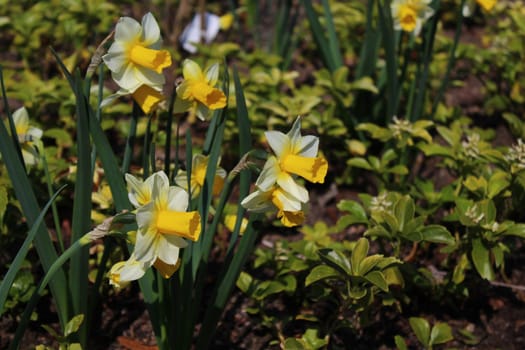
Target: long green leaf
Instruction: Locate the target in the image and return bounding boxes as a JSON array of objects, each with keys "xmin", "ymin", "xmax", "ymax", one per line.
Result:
[
  {"xmin": 0, "ymin": 67, "xmax": 69, "ymax": 328},
  {"xmin": 69, "ymin": 71, "xmax": 92, "ymax": 346},
  {"xmin": 0, "ymin": 185, "xmax": 67, "ymax": 316}
]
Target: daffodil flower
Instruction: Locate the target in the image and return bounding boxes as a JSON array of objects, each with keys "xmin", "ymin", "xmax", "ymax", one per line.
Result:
[
  {"xmin": 259, "ymin": 117, "xmax": 328, "ymax": 195},
  {"xmin": 102, "ymin": 12, "xmax": 171, "ymax": 113},
  {"xmin": 174, "ymin": 154, "xmax": 227, "ymax": 198},
  {"xmin": 11, "ymin": 107, "xmax": 43, "ymax": 166},
  {"xmin": 129, "ymin": 171, "xmax": 202, "ymax": 269},
  {"xmin": 109, "ymin": 254, "xmax": 148, "ymax": 289},
  {"xmin": 173, "ymin": 59, "xmax": 227, "ymax": 121},
  {"xmin": 241, "ymin": 185, "xmax": 305, "ymax": 227},
  {"xmin": 391, "ymin": 0, "xmax": 434, "ymax": 36},
  {"xmin": 180, "ymin": 12, "xmax": 233, "ymax": 53}
]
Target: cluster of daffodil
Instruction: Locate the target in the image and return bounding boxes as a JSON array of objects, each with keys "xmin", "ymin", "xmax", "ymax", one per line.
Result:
[
  {"xmin": 102, "ymin": 12, "xmax": 226, "ymax": 118},
  {"xmin": 241, "ymin": 117, "xmax": 328, "ymax": 227},
  {"xmin": 109, "ymin": 171, "xmax": 202, "ymax": 288}
]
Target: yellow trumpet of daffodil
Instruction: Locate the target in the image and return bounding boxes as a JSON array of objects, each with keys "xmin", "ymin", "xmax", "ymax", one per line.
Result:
[
  {"xmin": 391, "ymin": 0, "xmax": 434, "ymax": 36},
  {"xmin": 102, "ymin": 12, "xmax": 171, "ymax": 114},
  {"xmin": 174, "ymin": 154, "xmax": 227, "ymax": 198},
  {"xmin": 173, "ymin": 59, "xmax": 227, "ymax": 121}
]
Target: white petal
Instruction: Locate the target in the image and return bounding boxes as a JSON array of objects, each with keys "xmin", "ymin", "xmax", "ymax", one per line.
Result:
[
  {"xmin": 136, "ymin": 202, "xmax": 155, "ymax": 230},
  {"xmin": 112, "ymin": 64, "xmax": 142, "ymax": 92},
  {"xmin": 180, "ymin": 14, "xmax": 203, "ymax": 54},
  {"xmin": 115, "ymin": 17, "xmax": 142, "ymax": 43},
  {"xmin": 12, "ymin": 107, "xmax": 28, "ymax": 129},
  {"xmin": 27, "ymin": 127, "xmax": 43, "ymax": 140},
  {"xmin": 167, "ymin": 186, "xmax": 189, "ymax": 211},
  {"xmin": 275, "ymin": 189, "xmax": 302, "ymax": 211},
  {"xmin": 141, "ymin": 12, "xmax": 161, "ymax": 46},
  {"xmin": 255, "ymin": 157, "xmax": 279, "ymax": 191},
  {"xmin": 286, "ymin": 117, "xmax": 302, "ymax": 144},
  {"xmin": 103, "ymin": 42, "xmax": 127, "ymax": 72},
  {"xmin": 241, "ymin": 189, "xmax": 273, "ymax": 212},
  {"xmin": 276, "ymin": 173, "xmax": 309, "ymax": 203},
  {"xmin": 134, "ymin": 227, "xmax": 158, "ymax": 263},
  {"xmin": 265, "ymin": 131, "xmax": 289, "ymax": 158},
  {"xmin": 203, "ymin": 13, "xmax": 221, "ymax": 44},
  {"xmin": 297, "ymin": 135, "xmax": 319, "ymax": 157},
  {"xmin": 204, "ymin": 63, "xmax": 220, "ymax": 86},
  {"xmin": 156, "ymin": 235, "xmax": 181, "ymax": 265}
]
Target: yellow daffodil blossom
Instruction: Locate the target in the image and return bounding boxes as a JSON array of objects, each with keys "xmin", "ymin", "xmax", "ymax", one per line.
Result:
[
  {"xmin": 102, "ymin": 12, "xmax": 171, "ymax": 113},
  {"xmin": 173, "ymin": 59, "xmax": 227, "ymax": 121},
  {"xmin": 109, "ymin": 254, "xmax": 148, "ymax": 289},
  {"xmin": 391, "ymin": 0, "xmax": 434, "ymax": 36},
  {"xmin": 241, "ymin": 185, "xmax": 305, "ymax": 227},
  {"xmin": 11, "ymin": 107, "xmax": 43, "ymax": 166},
  {"xmin": 132, "ymin": 171, "xmax": 202, "ymax": 269},
  {"xmin": 257, "ymin": 117, "xmax": 328, "ymax": 199},
  {"xmin": 174, "ymin": 154, "xmax": 227, "ymax": 198}
]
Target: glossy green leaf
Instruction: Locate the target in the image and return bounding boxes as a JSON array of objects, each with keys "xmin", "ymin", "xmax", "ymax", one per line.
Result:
[
  {"xmin": 394, "ymin": 195, "xmax": 415, "ymax": 233},
  {"xmin": 394, "ymin": 335, "xmax": 408, "ymax": 350},
  {"xmin": 409, "ymin": 317, "xmax": 430, "ymax": 348},
  {"xmin": 364, "ymin": 271, "xmax": 388, "ymax": 292},
  {"xmin": 429, "ymin": 322, "xmax": 453, "ymax": 345},
  {"xmin": 318, "ymin": 249, "xmax": 352, "ymax": 276},
  {"xmin": 504, "ymin": 223, "xmax": 525, "ymax": 238},
  {"xmin": 351, "ymin": 238, "xmax": 369, "ymax": 274},
  {"xmin": 420, "ymin": 225, "xmax": 455, "ymax": 245},
  {"xmin": 305, "ymin": 265, "xmax": 340, "ymax": 286},
  {"xmin": 471, "ymin": 238, "xmax": 494, "ymax": 280},
  {"xmin": 64, "ymin": 314, "xmax": 84, "ymax": 337}
]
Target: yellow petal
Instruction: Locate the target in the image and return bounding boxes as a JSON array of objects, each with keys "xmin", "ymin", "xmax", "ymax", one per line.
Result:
[
  {"xmin": 278, "ymin": 210, "xmax": 304, "ymax": 227},
  {"xmin": 129, "ymin": 45, "xmax": 172, "ymax": 73},
  {"xmin": 132, "ymin": 85, "xmax": 165, "ymax": 113},
  {"xmin": 224, "ymin": 214, "xmax": 248, "ymax": 235},
  {"xmin": 156, "ymin": 210, "xmax": 202, "ymax": 241},
  {"xmin": 281, "ymin": 154, "xmax": 328, "ymax": 183},
  {"xmin": 212, "ymin": 175, "xmax": 225, "ymax": 196},
  {"xmin": 476, "ymin": 0, "xmax": 495, "ymax": 11},
  {"xmin": 153, "ymin": 258, "xmax": 181, "ymax": 278}
]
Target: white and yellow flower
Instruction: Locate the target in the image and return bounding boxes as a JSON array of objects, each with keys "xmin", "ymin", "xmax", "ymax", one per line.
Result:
[
  {"xmin": 102, "ymin": 12, "xmax": 171, "ymax": 113},
  {"xmin": 109, "ymin": 254, "xmax": 148, "ymax": 289},
  {"xmin": 174, "ymin": 154, "xmax": 227, "ymax": 198},
  {"xmin": 111, "ymin": 171, "xmax": 201, "ymax": 287},
  {"xmin": 12, "ymin": 107, "xmax": 43, "ymax": 166},
  {"xmin": 258, "ymin": 117, "xmax": 328, "ymax": 196},
  {"xmin": 241, "ymin": 185, "xmax": 305, "ymax": 227},
  {"xmin": 391, "ymin": 0, "xmax": 434, "ymax": 36},
  {"xmin": 132, "ymin": 171, "xmax": 201, "ymax": 268},
  {"xmin": 173, "ymin": 59, "xmax": 227, "ymax": 121}
]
